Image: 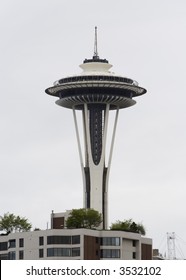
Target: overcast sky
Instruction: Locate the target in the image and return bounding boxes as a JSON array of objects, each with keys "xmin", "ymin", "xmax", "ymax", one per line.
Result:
[{"xmin": 1, "ymin": 0, "xmax": 186, "ymax": 259}]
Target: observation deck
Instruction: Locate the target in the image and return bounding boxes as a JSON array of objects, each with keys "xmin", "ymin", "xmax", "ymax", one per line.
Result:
[{"xmin": 45, "ymin": 58, "xmax": 146, "ymax": 110}]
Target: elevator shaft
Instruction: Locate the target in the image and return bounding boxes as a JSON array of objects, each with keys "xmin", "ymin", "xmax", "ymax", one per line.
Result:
[{"xmin": 89, "ymin": 105, "xmax": 106, "ymax": 165}]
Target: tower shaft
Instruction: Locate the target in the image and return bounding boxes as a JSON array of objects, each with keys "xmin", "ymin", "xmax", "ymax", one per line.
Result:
[{"xmin": 73, "ymin": 103, "xmax": 118, "ymax": 229}]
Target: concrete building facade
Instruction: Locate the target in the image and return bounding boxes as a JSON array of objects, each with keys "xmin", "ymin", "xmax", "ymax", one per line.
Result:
[
  {"xmin": 0, "ymin": 228, "xmax": 152, "ymax": 260},
  {"xmin": 0, "ymin": 211, "xmax": 152, "ymax": 260}
]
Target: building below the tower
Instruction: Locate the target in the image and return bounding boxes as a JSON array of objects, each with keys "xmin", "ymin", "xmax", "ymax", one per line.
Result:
[{"xmin": 0, "ymin": 211, "xmax": 152, "ymax": 260}]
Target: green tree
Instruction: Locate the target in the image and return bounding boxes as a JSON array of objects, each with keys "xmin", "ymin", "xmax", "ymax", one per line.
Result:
[
  {"xmin": 0, "ymin": 213, "xmax": 15, "ymax": 233},
  {"xmin": 110, "ymin": 219, "xmax": 146, "ymax": 235},
  {"xmin": 66, "ymin": 208, "xmax": 102, "ymax": 229},
  {"xmin": 0, "ymin": 213, "xmax": 32, "ymax": 233}
]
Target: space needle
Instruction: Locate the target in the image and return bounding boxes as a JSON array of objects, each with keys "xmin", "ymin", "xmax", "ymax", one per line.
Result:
[{"xmin": 45, "ymin": 27, "xmax": 147, "ymax": 229}]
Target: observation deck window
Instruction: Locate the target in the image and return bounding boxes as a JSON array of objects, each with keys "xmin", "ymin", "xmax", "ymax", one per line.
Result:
[{"xmin": 58, "ymin": 75, "xmax": 134, "ymax": 85}]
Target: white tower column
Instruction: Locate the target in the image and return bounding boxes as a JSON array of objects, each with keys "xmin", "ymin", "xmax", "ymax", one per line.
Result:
[{"xmin": 73, "ymin": 103, "xmax": 119, "ymax": 229}]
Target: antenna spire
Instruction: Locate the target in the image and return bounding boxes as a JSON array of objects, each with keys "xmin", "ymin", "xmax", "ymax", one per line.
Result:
[
  {"xmin": 83, "ymin": 27, "xmax": 109, "ymax": 63},
  {"xmin": 93, "ymin": 26, "xmax": 99, "ymax": 59}
]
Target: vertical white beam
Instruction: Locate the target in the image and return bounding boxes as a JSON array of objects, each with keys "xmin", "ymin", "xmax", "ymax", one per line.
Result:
[
  {"xmin": 73, "ymin": 107, "xmax": 84, "ymax": 168},
  {"xmin": 83, "ymin": 103, "xmax": 92, "ymax": 164},
  {"xmin": 106, "ymin": 107, "xmax": 119, "ymax": 190},
  {"xmin": 82, "ymin": 108, "xmax": 88, "ymax": 166},
  {"xmin": 103, "ymin": 107, "xmax": 119, "ymax": 229},
  {"xmin": 101, "ymin": 103, "xmax": 110, "ymax": 229},
  {"xmin": 72, "ymin": 107, "xmax": 86, "ymax": 205}
]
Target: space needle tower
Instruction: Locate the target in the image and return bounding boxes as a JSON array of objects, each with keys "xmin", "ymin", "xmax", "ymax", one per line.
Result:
[{"xmin": 45, "ymin": 27, "xmax": 147, "ymax": 229}]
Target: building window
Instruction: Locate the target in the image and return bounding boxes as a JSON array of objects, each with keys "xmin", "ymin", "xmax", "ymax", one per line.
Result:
[
  {"xmin": 0, "ymin": 253, "xmax": 8, "ymax": 260},
  {"xmin": 72, "ymin": 248, "xmax": 80, "ymax": 257},
  {"xmin": 19, "ymin": 238, "xmax": 24, "ymax": 248},
  {"xmin": 133, "ymin": 252, "xmax": 136, "ymax": 259},
  {"xmin": 0, "ymin": 242, "xmax": 8, "ymax": 251},
  {"xmin": 47, "ymin": 248, "xmax": 72, "ymax": 257},
  {"xmin": 101, "ymin": 249, "xmax": 120, "ymax": 259},
  {"xmin": 72, "ymin": 235, "xmax": 80, "ymax": 244},
  {"xmin": 47, "ymin": 236, "xmax": 71, "ymax": 245},
  {"xmin": 39, "ymin": 236, "xmax": 44, "ymax": 246},
  {"xmin": 8, "ymin": 251, "xmax": 16, "ymax": 260},
  {"xmin": 39, "ymin": 249, "xmax": 44, "ymax": 258},
  {"xmin": 133, "ymin": 240, "xmax": 136, "ymax": 247},
  {"xmin": 101, "ymin": 237, "xmax": 120, "ymax": 246},
  {"xmin": 9, "ymin": 239, "xmax": 16, "ymax": 248},
  {"xmin": 19, "ymin": 250, "xmax": 24, "ymax": 260}
]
